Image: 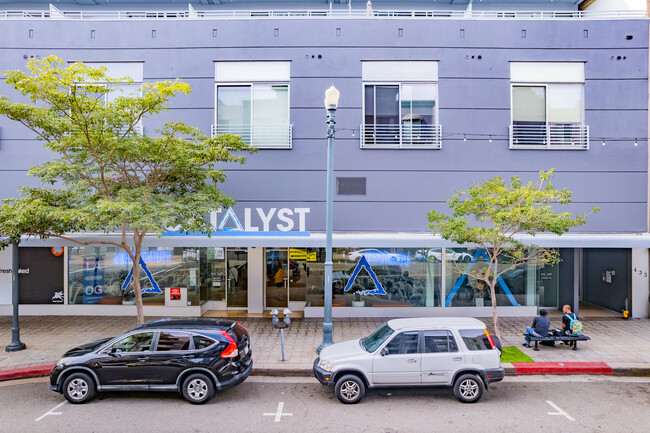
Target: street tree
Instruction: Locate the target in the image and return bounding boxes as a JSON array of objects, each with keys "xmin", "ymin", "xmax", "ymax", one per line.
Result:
[
  {"xmin": 427, "ymin": 170, "xmax": 598, "ymax": 340},
  {"xmin": 0, "ymin": 56, "xmax": 254, "ymax": 324}
]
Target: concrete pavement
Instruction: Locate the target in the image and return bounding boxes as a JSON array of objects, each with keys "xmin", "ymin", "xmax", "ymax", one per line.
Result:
[{"xmin": 1, "ymin": 315, "xmax": 649, "ymax": 380}]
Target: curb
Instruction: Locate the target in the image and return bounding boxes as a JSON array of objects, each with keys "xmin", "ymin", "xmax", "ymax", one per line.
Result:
[
  {"xmin": 0, "ymin": 364, "xmax": 54, "ymax": 382},
  {"xmin": 511, "ymin": 361, "xmax": 613, "ymax": 375}
]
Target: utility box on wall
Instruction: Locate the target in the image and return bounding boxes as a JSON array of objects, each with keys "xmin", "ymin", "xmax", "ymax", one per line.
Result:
[{"xmin": 165, "ymin": 287, "xmax": 187, "ymax": 307}]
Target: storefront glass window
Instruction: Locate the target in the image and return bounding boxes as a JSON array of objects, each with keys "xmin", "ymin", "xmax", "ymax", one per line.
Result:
[
  {"xmin": 443, "ymin": 248, "xmax": 536, "ymax": 307},
  {"xmin": 68, "ymin": 246, "xmax": 201, "ymax": 306},
  {"xmin": 322, "ymin": 247, "xmax": 441, "ymax": 307}
]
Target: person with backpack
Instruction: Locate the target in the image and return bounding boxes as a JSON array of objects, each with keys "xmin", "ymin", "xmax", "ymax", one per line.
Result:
[{"xmin": 562, "ymin": 304, "xmax": 582, "ymax": 336}]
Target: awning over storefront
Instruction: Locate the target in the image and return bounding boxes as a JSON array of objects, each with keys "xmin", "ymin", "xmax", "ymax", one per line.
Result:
[{"xmin": 19, "ymin": 231, "xmax": 650, "ymax": 249}]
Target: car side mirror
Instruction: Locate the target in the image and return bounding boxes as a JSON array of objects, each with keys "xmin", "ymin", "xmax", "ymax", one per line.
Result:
[
  {"xmin": 109, "ymin": 347, "xmax": 122, "ymax": 357},
  {"xmin": 380, "ymin": 347, "xmax": 389, "ymax": 356}
]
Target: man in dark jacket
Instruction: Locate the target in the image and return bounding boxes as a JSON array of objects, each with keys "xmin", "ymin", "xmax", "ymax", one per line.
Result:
[{"xmin": 523, "ymin": 308, "xmax": 551, "ymax": 348}]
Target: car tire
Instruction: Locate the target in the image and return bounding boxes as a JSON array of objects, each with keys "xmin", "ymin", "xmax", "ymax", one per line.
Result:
[
  {"xmin": 453, "ymin": 373, "xmax": 484, "ymax": 403},
  {"xmin": 182, "ymin": 373, "xmax": 215, "ymax": 405},
  {"xmin": 62, "ymin": 372, "xmax": 96, "ymax": 404},
  {"xmin": 335, "ymin": 374, "xmax": 365, "ymax": 404}
]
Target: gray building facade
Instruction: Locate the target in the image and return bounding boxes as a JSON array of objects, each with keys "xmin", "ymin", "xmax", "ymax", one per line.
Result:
[{"xmin": 0, "ymin": 0, "xmax": 649, "ymax": 319}]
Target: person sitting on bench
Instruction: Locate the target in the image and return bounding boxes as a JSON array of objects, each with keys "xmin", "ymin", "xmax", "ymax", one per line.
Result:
[
  {"xmin": 561, "ymin": 304, "xmax": 577, "ymax": 334},
  {"xmin": 523, "ymin": 308, "xmax": 550, "ymax": 348}
]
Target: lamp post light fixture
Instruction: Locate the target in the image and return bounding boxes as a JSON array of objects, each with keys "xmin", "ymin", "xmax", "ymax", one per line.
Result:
[{"xmin": 317, "ymin": 85, "xmax": 340, "ymax": 354}]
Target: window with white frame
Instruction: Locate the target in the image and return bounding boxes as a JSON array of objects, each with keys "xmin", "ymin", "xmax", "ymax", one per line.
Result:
[
  {"xmin": 215, "ymin": 62, "xmax": 291, "ymax": 148},
  {"xmin": 362, "ymin": 61, "xmax": 440, "ymax": 149},
  {"xmin": 510, "ymin": 62, "xmax": 588, "ymax": 149},
  {"xmin": 73, "ymin": 62, "xmax": 144, "ymax": 134}
]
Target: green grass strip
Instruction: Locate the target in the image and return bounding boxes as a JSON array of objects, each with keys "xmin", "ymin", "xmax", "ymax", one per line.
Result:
[{"xmin": 500, "ymin": 346, "xmax": 534, "ymax": 363}]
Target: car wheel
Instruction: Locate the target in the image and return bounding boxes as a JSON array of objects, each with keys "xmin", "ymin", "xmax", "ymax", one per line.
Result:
[
  {"xmin": 335, "ymin": 374, "xmax": 365, "ymax": 404},
  {"xmin": 453, "ymin": 373, "xmax": 484, "ymax": 403},
  {"xmin": 62, "ymin": 372, "xmax": 96, "ymax": 404},
  {"xmin": 182, "ymin": 373, "xmax": 215, "ymax": 405}
]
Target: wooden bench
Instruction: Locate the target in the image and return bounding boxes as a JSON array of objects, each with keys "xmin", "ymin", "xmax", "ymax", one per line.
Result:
[{"xmin": 523, "ymin": 333, "xmax": 590, "ymax": 351}]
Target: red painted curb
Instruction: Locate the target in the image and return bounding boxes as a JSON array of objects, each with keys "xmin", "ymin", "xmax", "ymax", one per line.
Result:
[
  {"xmin": 512, "ymin": 362, "xmax": 613, "ymax": 375},
  {"xmin": 0, "ymin": 365, "xmax": 54, "ymax": 382}
]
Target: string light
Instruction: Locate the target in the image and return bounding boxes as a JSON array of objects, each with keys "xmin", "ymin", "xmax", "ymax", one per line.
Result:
[
  {"xmin": 634, "ymin": 138, "xmax": 638, "ymax": 146},
  {"xmin": 488, "ymin": 135, "xmax": 492, "ymax": 143},
  {"xmin": 463, "ymin": 134, "xmax": 467, "ymax": 141},
  {"xmin": 602, "ymin": 140, "xmax": 606, "ymax": 146}
]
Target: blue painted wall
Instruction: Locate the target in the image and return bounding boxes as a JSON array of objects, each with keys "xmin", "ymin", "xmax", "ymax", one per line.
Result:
[{"xmin": 0, "ymin": 16, "xmax": 647, "ymax": 233}]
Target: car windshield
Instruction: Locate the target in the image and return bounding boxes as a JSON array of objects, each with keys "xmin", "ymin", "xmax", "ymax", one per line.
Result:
[{"xmin": 361, "ymin": 323, "xmax": 394, "ymax": 352}]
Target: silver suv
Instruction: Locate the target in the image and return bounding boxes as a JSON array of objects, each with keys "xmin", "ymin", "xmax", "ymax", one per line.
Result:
[{"xmin": 313, "ymin": 317, "xmax": 504, "ymax": 404}]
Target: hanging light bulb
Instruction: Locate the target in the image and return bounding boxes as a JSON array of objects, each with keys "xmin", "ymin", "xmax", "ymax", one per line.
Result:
[
  {"xmin": 602, "ymin": 139, "xmax": 606, "ymax": 146},
  {"xmin": 352, "ymin": 129, "xmax": 355, "ymax": 137},
  {"xmin": 463, "ymin": 134, "xmax": 467, "ymax": 142},
  {"xmin": 488, "ymin": 135, "xmax": 492, "ymax": 143},
  {"xmin": 634, "ymin": 138, "xmax": 638, "ymax": 146}
]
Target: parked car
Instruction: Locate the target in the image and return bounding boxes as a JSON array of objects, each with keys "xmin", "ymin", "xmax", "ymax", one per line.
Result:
[
  {"xmin": 313, "ymin": 317, "xmax": 503, "ymax": 404},
  {"xmin": 423, "ymin": 249, "xmax": 473, "ymax": 263},
  {"xmin": 50, "ymin": 318, "xmax": 253, "ymax": 405},
  {"xmin": 346, "ymin": 249, "xmax": 408, "ymax": 265}
]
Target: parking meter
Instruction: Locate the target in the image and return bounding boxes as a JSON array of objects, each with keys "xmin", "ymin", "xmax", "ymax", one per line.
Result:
[{"xmin": 270, "ymin": 308, "xmax": 292, "ymax": 361}]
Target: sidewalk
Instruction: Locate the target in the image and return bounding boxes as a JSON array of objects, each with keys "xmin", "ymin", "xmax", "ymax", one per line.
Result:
[{"xmin": 1, "ymin": 315, "xmax": 649, "ymax": 381}]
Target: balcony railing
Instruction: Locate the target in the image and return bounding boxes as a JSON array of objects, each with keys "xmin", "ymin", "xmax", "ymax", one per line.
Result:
[
  {"xmin": 361, "ymin": 124, "xmax": 442, "ymax": 149},
  {"xmin": 212, "ymin": 124, "xmax": 292, "ymax": 149},
  {"xmin": 1, "ymin": 8, "xmax": 646, "ymax": 21},
  {"xmin": 509, "ymin": 123, "xmax": 589, "ymax": 149}
]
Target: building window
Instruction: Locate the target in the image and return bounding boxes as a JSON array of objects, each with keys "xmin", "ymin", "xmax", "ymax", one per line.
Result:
[
  {"xmin": 74, "ymin": 62, "xmax": 144, "ymax": 135},
  {"xmin": 214, "ymin": 62, "xmax": 291, "ymax": 148},
  {"xmin": 361, "ymin": 61, "xmax": 440, "ymax": 149},
  {"xmin": 510, "ymin": 62, "xmax": 588, "ymax": 149}
]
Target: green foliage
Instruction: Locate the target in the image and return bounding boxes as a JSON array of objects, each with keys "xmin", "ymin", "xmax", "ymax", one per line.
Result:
[
  {"xmin": 0, "ymin": 56, "xmax": 256, "ymax": 323},
  {"xmin": 428, "ymin": 170, "xmax": 598, "ymax": 338},
  {"xmin": 0, "ymin": 56, "xmax": 255, "ymax": 244}
]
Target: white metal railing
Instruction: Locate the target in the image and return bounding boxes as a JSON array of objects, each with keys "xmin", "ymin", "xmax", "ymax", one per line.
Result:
[
  {"xmin": 212, "ymin": 124, "xmax": 292, "ymax": 149},
  {"xmin": 1, "ymin": 8, "xmax": 646, "ymax": 21},
  {"xmin": 509, "ymin": 123, "xmax": 589, "ymax": 149},
  {"xmin": 361, "ymin": 124, "xmax": 442, "ymax": 149}
]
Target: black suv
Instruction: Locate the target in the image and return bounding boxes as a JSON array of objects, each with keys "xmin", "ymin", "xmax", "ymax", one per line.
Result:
[{"xmin": 50, "ymin": 318, "xmax": 253, "ymax": 405}]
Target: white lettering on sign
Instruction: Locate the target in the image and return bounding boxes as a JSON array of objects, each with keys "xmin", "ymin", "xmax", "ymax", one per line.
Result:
[
  {"xmin": 277, "ymin": 208, "xmax": 294, "ymax": 232},
  {"xmin": 244, "ymin": 208, "xmax": 258, "ymax": 231},
  {"xmin": 167, "ymin": 207, "xmax": 311, "ymax": 233},
  {"xmin": 257, "ymin": 208, "xmax": 276, "ymax": 232}
]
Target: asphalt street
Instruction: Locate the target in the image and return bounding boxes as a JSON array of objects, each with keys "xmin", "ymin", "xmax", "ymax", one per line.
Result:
[{"xmin": 0, "ymin": 376, "xmax": 648, "ymax": 433}]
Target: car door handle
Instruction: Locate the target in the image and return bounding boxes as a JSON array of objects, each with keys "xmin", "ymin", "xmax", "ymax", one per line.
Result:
[
  {"xmin": 453, "ymin": 357, "xmax": 463, "ymax": 361},
  {"xmin": 407, "ymin": 358, "xmax": 418, "ymax": 363},
  {"xmin": 137, "ymin": 357, "xmax": 147, "ymax": 362},
  {"xmin": 182, "ymin": 355, "xmax": 193, "ymax": 359}
]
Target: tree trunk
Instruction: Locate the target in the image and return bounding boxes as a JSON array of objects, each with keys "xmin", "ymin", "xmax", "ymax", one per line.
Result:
[
  {"xmin": 489, "ymin": 279, "xmax": 501, "ymax": 341},
  {"xmin": 132, "ymin": 237, "xmax": 144, "ymax": 325},
  {"xmin": 488, "ymin": 256, "xmax": 501, "ymax": 341}
]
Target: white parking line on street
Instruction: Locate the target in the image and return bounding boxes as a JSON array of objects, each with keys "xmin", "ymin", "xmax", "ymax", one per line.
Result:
[
  {"xmin": 35, "ymin": 401, "xmax": 66, "ymax": 422},
  {"xmin": 263, "ymin": 402, "xmax": 293, "ymax": 423},
  {"xmin": 546, "ymin": 400, "xmax": 575, "ymax": 422}
]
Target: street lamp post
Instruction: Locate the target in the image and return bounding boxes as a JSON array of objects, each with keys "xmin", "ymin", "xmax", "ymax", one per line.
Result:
[
  {"xmin": 6, "ymin": 239, "xmax": 26, "ymax": 352},
  {"xmin": 317, "ymin": 85, "xmax": 340, "ymax": 354}
]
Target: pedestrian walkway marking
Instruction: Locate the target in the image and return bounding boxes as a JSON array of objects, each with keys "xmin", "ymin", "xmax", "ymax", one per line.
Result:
[
  {"xmin": 35, "ymin": 401, "xmax": 66, "ymax": 422},
  {"xmin": 263, "ymin": 401, "xmax": 293, "ymax": 422},
  {"xmin": 546, "ymin": 400, "xmax": 575, "ymax": 421}
]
